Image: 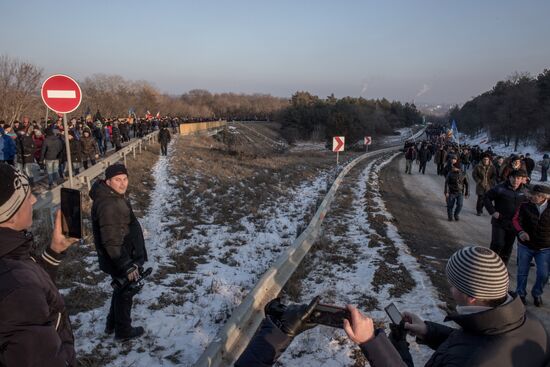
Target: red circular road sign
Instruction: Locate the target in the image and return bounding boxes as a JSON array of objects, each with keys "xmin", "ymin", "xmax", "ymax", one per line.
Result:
[{"xmin": 41, "ymin": 74, "xmax": 82, "ymax": 114}]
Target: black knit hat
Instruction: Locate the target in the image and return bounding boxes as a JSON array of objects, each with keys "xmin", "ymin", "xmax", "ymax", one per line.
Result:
[
  {"xmin": 509, "ymin": 169, "xmax": 528, "ymax": 178},
  {"xmin": 446, "ymin": 246, "xmax": 509, "ymax": 300},
  {"xmin": 529, "ymin": 184, "xmax": 550, "ymax": 196},
  {"xmin": 0, "ymin": 164, "xmax": 31, "ymax": 223},
  {"xmin": 105, "ymin": 163, "xmax": 128, "ymax": 180}
]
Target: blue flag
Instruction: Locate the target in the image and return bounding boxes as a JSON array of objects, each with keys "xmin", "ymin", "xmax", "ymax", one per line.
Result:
[{"xmin": 451, "ymin": 120, "xmax": 459, "ymax": 143}]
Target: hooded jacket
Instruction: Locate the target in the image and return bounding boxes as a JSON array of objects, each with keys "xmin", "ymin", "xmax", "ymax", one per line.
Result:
[
  {"xmin": 0, "ymin": 228, "xmax": 76, "ymax": 366},
  {"xmin": 0, "ymin": 128, "xmax": 16, "ymax": 161},
  {"xmin": 89, "ymin": 180, "xmax": 147, "ymax": 276}
]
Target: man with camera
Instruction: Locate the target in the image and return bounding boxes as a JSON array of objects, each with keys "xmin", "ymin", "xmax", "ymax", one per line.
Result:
[
  {"xmin": 89, "ymin": 163, "xmax": 148, "ymax": 340},
  {"xmin": 0, "ymin": 163, "xmax": 78, "ymax": 366},
  {"xmin": 236, "ymin": 246, "xmax": 549, "ymax": 366}
]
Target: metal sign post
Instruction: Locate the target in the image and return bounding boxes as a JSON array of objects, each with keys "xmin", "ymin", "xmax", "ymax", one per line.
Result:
[{"xmin": 62, "ymin": 114, "xmax": 74, "ymax": 187}]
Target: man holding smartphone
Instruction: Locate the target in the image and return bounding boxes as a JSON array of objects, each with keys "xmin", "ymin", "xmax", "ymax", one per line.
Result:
[
  {"xmin": 237, "ymin": 246, "xmax": 549, "ymax": 366},
  {"xmin": 0, "ymin": 163, "xmax": 78, "ymax": 366},
  {"xmin": 90, "ymin": 163, "xmax": 148, "ymax": 340}
]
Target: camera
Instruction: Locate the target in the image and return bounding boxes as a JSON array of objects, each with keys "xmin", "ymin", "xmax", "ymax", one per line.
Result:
[{"xmin": 111, "ymin": 267, "xmax": 152, "ymax": 295}]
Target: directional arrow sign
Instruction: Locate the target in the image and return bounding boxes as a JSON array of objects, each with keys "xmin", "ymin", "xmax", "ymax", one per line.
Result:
[
  {"xmin": 332, "ymin": 136, "xmax": 345, "ymax": 152},
  {"xmin": 41, "ymin": 74, "xmax": 82, "ymax": 114},
  {"xmin": 364, "ymin": 136, "xmax": 372, "ymax": 145}
]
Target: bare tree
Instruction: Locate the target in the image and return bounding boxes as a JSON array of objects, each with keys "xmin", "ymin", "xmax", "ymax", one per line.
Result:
[{"xmin": 0, "ymin": 54, "xmax": 43, "ymax": 124}]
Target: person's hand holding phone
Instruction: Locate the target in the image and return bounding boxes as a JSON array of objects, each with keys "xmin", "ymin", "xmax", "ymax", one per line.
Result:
[
  {"xmin": 402, "ymin": 311, "xmax": 428, "ymax": 338},
  {"xmin": 50, "ymin": 209, "xmax": 79, "ymax": 253},
  {"xmin": 343, "ymin": 305, "xmax": 375, "ymax": 344}
]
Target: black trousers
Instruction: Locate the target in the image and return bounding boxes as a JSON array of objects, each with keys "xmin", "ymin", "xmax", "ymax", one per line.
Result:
[
  {"xmin": 419, "ymin": 161, "xmax": 427, "ymax": 174},
  {"xmin": 161, "ymin": 143, "xmax": 168, "ymax": 156},
  {"xmin": 106, "ymin": 285, "xmax": 134, "ymax": 334},
  {"xmin": 490, "ymin": 225, "xmax": 516, "ymax": 266},
  {"xmin": 476, "ymin": 194, "xmax": 485, "ymax": 214}
]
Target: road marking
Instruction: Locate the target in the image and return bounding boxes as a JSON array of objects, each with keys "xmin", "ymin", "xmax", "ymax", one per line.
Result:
[{"xmin": 46, "ymin": 90, "xmax": 76, "ymax": 98}]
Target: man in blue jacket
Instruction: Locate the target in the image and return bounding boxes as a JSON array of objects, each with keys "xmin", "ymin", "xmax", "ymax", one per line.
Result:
[
  {"xmin": 236, "ymin": 246, "xmax": 549, "ymax": 366},
  {"xmin": 0, "ymin": 126, "xmax": 17, "ymax": 165}
]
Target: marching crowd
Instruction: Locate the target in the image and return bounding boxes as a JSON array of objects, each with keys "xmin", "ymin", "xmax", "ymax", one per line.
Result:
[{"xmin": 0, "ymin": 115, "xmax": 179, "ymax": 189}]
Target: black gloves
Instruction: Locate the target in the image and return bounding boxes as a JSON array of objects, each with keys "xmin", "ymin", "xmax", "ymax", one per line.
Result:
[
  {"xmin": 388, "ymin": 321, "xmax": 407, "ymax": 343},
  {"xmin": 265, "ymin": 298, "xmax": 319, "ymax": 337}
]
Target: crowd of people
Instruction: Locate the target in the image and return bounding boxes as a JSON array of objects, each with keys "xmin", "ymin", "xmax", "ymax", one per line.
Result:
[
  {"xmin": 0, "ymin": 115, "xmax": 179, "ymax": 189},
  {"xmin": 0, "ymin": 119, "xmax": 549, "ymax": 366}
]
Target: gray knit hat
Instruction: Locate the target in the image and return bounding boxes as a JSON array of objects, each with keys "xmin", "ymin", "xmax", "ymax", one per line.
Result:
[
  {"xmin": 0, "ymin": 164, "xmax": 31, "ymax": 223},
  {"xmin": 446, "ymin": 246, "xmax": 509, "ymax": 300}
]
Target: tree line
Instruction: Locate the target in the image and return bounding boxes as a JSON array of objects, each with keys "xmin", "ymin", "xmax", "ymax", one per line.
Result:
[
  {"xmin": 277, "ymin": 91, "xmax": 423, "ymax": 144},
  {"xmin": 0, "ymin": 54, "xmax": 288, "ymax": 124},
  {"xmin": 450, "ymin": 70, "xmax": 550, "ymax": 151}
]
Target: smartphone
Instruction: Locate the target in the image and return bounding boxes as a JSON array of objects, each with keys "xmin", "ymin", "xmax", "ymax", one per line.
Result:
[
  {"xmin": 384, "ymin": 303, "xmax": 403, "ymax": 325},
  {"xmin": 60, "ymin": 188, "xmax": 82, "ymax": 238},
  {"xmin": 308, "ymin": 304, "xmax": 351, "ymax": 329}
]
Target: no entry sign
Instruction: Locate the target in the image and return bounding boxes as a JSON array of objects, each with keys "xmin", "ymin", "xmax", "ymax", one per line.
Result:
[
  {"xmin": 41, "ymin": 74, "xmax": 82, "ymax": 114},
  {"xmin": 332, "ymin": 136, "xmax": 345, "ymax": 152}
]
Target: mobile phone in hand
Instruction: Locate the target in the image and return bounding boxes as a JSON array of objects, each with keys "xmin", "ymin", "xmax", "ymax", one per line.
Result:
[
  {"xmin": 308, "ymin": 304, "xmax": 351, "ymax": 328},
  {"xmin": 60, "ymin": 188, "xmax": 82, "ymax": 238},
  {"xmin": 384, "ymin": 302, "xmax": 403, "ymax": 325}
]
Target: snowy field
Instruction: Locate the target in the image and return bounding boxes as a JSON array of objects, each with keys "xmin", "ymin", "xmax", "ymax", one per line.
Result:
[
  {"xmin": 278, "ymin": 153, "xmax": 445, "ymax": 366},
  {"xmin": 73, "ymin": 139, "xmax": 334, "ymax": 365}
]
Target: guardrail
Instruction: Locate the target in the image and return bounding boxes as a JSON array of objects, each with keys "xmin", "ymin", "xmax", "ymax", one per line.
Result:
[
  {"xmin": 195, "ymin": 127, "xmax": 426, "ymax": 367},
  {"xmin": 34, "ymin": 121, "xmax": 228, "ymax": 211}
]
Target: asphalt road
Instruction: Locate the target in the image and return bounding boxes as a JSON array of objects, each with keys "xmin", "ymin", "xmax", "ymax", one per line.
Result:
[{"xmin": 382, "ymin": 155, "xmax": 550, "ymax": 330}]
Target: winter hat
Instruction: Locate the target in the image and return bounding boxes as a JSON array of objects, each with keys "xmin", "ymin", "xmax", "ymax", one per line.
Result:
[
  {"xmin": 0, "ymin": 164, "xmax": 31, "ymax": 223},
  {"xmin": 529, "ymin": 184, "xmax": 550, "ymax": 196},
  {"xmin": 105, "ymin": 164, "xmax": 128, "ymax": 180},
  {"xmin": 446, "ymin": 246, "xmax": 509, "ymax": 300},
  {"xmin": 509, "ymin": 169, "xmax": 528, "ymax": 178}
]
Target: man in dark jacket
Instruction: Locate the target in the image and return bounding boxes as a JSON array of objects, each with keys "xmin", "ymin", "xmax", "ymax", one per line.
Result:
[
  {"xmin": 417, "ymin": 143, "xmax": 430, "ymax": 174},
  {"xmin": 0, "ymin": 164, "xmax": 78, "ymax": 366},
  {"xmin": 512, "ymin": 184, "xmax": 550, "ymax": 307},
  {"xmin": 90, "ymin": 163, "xmax": 147, "ymax": 340},
  {"xmin": 444, "ymin": 165, "xmax": 469, "ymax": 221},
  {"xmin": 523, "ymin": 153, "xmax": 535, "ymax": 179},
  {"xmin": 15, "ymin": 129, "xmax": 36, "ymax": 185},
  {"xmin": 471, "ymin": 154, "xmax": 496, "ymax": 215},
  {"xmin": 40, "ymin": 128, "xmax": 64, "ymax": 189},
  {"xmin": 236, "ymin": 246, "xmax": 549, "ymax": 367},
  {"xmin": 158, "ymin": 126, "xmax": 171, "ymax": 156},
  {"xmin": 405, "ymin": 145, "xmax": 417, "ymax": 174},
  {"xmin": 484, "ymin": 169, "xmax": 528, "ymax": 266}
]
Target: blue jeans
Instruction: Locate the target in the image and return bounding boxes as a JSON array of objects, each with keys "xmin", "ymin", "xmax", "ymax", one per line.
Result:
[
  {"xmin": 516, "ymin": 243, "xmax": 550, "ymax": 298},
  {"xmin": 45, "ymin": 159, "xmax": 59, "ymax": 186},
  {"xmin": 446, "ymin": 193, "xmax": 463, "ymax": 218}
]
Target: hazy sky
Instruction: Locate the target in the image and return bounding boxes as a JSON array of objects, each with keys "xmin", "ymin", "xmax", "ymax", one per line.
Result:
[{"xmin": 2, "ymin": 0, "xmax": 549, "ymax": 104}]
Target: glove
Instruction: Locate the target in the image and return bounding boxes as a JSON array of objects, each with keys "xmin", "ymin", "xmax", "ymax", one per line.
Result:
[
  {"xmin": 265, "ymin": 297, "xmax": 319, "ymax": 337},
  {"xmin": 388, "ymin": 321, "xmax": 407, "ymax": 343}
]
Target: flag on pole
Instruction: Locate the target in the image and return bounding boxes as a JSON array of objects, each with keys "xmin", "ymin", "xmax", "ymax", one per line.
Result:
[{"xmin": 451, "ymin": 120, "xmax": 459, "ymax": 143}]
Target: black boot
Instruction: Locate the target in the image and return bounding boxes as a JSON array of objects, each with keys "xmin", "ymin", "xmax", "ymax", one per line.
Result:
[
  {"xmin": 534, "ymin": 296, "xmax": 543, "ymax": 307},
  {"xmin": 115, "ymin": 326, "xmax": 144, "ymax": 340}
]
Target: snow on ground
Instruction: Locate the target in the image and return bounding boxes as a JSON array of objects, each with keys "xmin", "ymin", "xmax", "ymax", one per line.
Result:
[
  {"xmin": 464, "ymin": 131, "xmax": 549, "ymax": 184},
  {"xmin": 278, "ymin": 153, "xmax": 445, "ymax": 366},
  {"xmin": 73, "ymin": 137, "xmax": 332, "ymax": 366}
]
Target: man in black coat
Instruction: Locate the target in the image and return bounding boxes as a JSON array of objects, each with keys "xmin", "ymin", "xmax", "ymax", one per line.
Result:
[
  {"xmin": 158, "ymin": 126, "xmax": 171, "ymax": 156},
  {"xmin": 236, "ymin": 247, "xmax": 550, "ymax": 367},
  {"xmin": 89, "ymin": 163, "xmax": 147, "ymax": 340},
  {"xmin": 15, "ymin": 129, "xmax": 36, "ymax": 185},
  {"xmin": 417, "ymin": 143, "xmax": 430, "ymax": 174},
  {"xmin": 484, "ymin": 169, "xmax": 528, "ymax": 266},
  {"xmin": 0, "ymin": 164, "xmax": 78, "ymax": 366},
  {"xmin": 444, "ymin": 165, "xmax": 469, "ymax": 221},
  {"xmin": 40, "ymin": 128, "xmax": 64, "ymax": 189}
]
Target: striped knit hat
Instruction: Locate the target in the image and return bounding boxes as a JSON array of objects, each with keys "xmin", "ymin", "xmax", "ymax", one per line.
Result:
[{"xmin": 446, "ymin": 246, "xmax": 509, "ymax": 300}]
